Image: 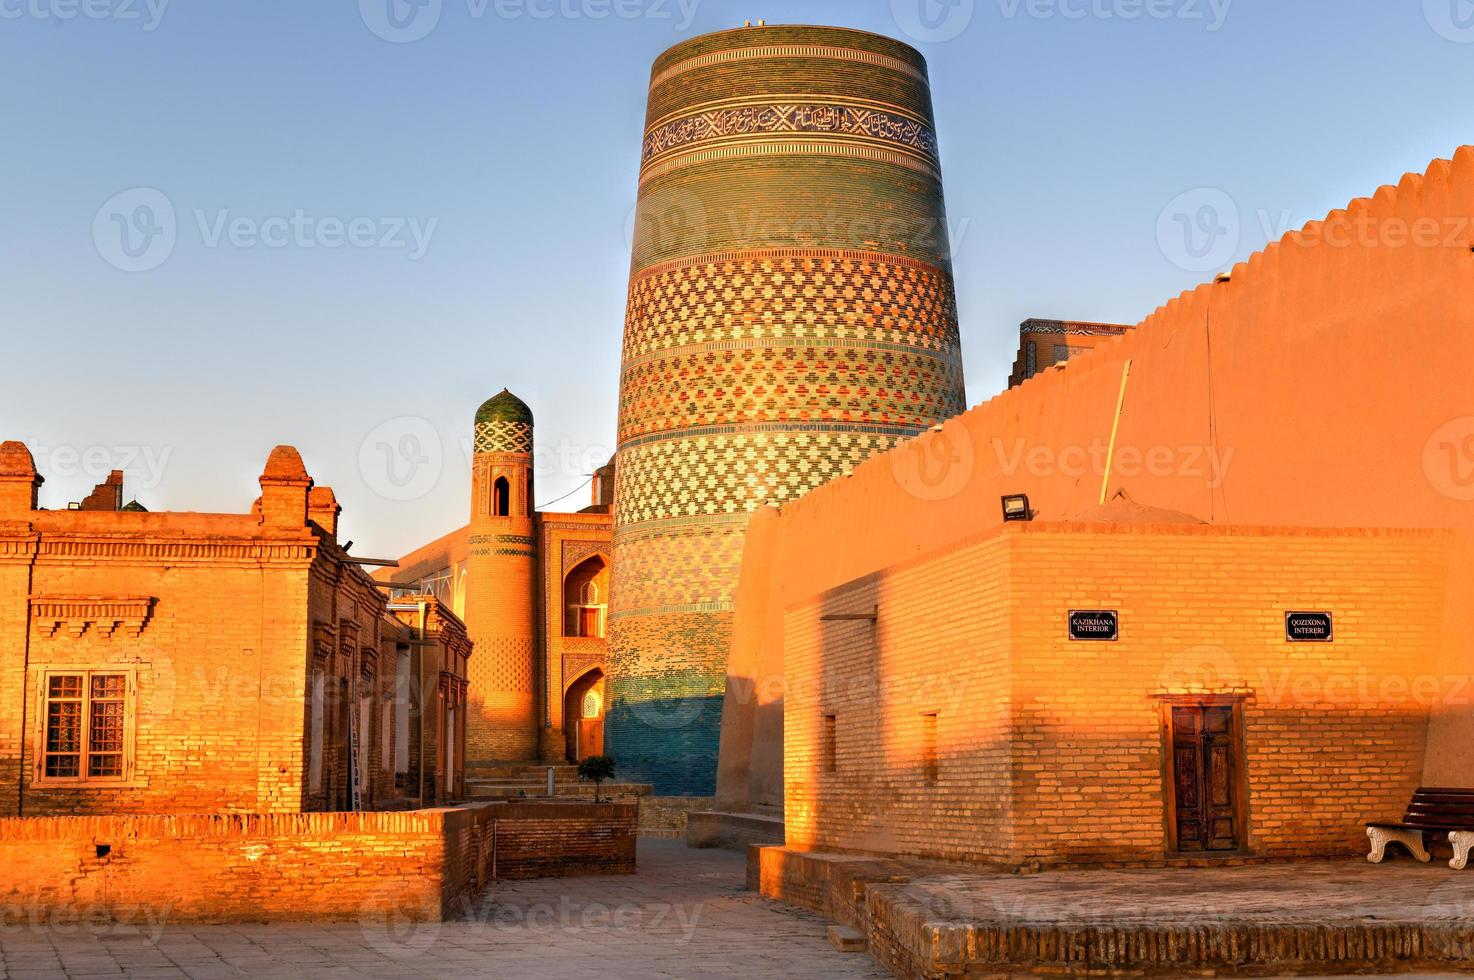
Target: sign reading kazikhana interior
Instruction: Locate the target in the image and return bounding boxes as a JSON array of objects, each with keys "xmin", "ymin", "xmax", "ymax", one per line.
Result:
[
  {"xmin": 1068, "ymin": 610, "xmax": 1119, "ymax": 641},
  {"xmin": 1286, "ymin": 611, "xmax": 1334, "ymax": 642}
]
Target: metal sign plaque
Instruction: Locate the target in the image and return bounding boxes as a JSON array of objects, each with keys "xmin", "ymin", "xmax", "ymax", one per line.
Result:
[
  {"xmin": 1286, "ymin": 611, "xmax": 1333, "ymax": 642},
  {"xmin": 1068, "ymin": 610, "xmax": 1119, "ymax": 641}
]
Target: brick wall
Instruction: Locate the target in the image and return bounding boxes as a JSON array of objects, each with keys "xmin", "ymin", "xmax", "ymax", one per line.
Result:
[
  {"xmin": 0, "ymin": 802, "xmax": 637, "ymax": 923},
  {"xmin": 785, "ymin": 522, "xmax": 1452, "ymax": 867},
  {"xmin": 479, "ymin": 801, "xmax": 637, "ymax": 879},
  {"xmin": 720, "ymin": 147, "xmax": 1474, "ymax": 812}
]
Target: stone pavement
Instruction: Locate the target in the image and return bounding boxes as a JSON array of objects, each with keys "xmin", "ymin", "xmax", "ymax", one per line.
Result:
[{"xmin": 0, "ymin": 839, "xmax": 887, "ymax": 979}]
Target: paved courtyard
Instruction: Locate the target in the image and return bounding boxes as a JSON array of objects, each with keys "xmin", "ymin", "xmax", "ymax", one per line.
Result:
[{"xmin": 0, "ymin": 840, "xmax": 885, "ymax": 979}]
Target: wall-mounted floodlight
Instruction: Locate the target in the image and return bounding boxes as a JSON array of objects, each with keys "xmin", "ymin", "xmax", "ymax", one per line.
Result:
[{"xmin": 1001, "ymin": 494, "xmax": 1032, "ymax": 523}]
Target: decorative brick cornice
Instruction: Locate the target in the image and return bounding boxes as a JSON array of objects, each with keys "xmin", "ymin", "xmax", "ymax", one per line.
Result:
[
  {"xmin": 30, "ymin": 595, "xmax": 155, "ymax": 639},
  {"xmin": 32, "ymin": 536, "xmax": 318, "ymax": 565}
]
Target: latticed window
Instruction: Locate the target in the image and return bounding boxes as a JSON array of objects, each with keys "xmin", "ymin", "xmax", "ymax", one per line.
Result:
[
  {"xmin": 41, "ymin": 671, "xmax": 132, "ymax": 781},
  {"xmin": 581, "ymin": 688, "xmax": 603, "ymax": 719}
]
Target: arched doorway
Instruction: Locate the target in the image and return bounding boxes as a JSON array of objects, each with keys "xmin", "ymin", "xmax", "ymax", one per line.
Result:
[
  {"xmin": 563, "ymin": 555, "xmax": 609, "ymax": 638},
  {"xmin": 564, "ymin": 668, "xmax": 605, "ymax": 762}
]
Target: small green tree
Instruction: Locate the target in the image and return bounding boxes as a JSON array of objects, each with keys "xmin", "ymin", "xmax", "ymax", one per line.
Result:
[{"xmin": 578, "ymin": 755, "xmax": 616, "ymax": 803}]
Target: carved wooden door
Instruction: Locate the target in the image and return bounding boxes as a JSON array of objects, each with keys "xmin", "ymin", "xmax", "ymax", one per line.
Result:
[{"xmin": 1171, "ymin": 705, "xmax": 1240, "ymax": 851}]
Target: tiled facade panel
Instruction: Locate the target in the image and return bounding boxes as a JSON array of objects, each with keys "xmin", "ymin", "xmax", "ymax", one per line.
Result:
[
  {"xmin": 786, "ymin": 523, "xmax": 1452, "ymax": 868},
  {"xmin": 611, "ymin": 26, "xmax": 967, "ymax": 795},
  {"xmin": 614, "ymin": 432, "xmax": 909, "ymax": 528}
]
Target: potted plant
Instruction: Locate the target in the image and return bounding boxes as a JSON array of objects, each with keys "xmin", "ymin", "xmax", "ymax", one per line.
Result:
[{"xmin": 578, "ymin": 755, "xmax": 616, "ymax": 803}]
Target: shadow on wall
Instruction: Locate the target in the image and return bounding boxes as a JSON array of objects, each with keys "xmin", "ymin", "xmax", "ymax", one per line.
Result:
[{"xmin": 606, "ymin": 690, "xmax": 724, "ymax": 796}]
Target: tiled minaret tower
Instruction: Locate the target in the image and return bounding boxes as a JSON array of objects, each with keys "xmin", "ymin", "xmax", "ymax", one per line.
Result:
[
  {"xmin": 609, "ymin": 25, "xmax": 968, "ymax": 794},
  {"xmin": 464, "ymin": 389, "xmax": 539, "ymax": 762}
]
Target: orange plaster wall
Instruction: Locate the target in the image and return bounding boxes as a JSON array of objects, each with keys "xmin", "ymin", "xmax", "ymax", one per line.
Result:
[{"xmin": 722, "ymin": 147, "xmax": 1474, "ymax": 810}]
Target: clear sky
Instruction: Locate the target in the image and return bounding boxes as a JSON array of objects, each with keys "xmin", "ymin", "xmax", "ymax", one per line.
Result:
[{"xmin": 2, "ymin": 0, "xmax": 1469, "ymax": 557}]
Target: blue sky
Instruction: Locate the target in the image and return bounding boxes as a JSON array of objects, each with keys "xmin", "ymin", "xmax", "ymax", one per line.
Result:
[{"xmin": 2, "ymin": 0, "xmax": 1469, "ymax": 556}]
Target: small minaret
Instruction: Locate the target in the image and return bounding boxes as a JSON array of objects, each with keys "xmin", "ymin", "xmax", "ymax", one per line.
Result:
[{"xmin": 464, "ymin": 390, "xmax": 539, "ymax": 763}]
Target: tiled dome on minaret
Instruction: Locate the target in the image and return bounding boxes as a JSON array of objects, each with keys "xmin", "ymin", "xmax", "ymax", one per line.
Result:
[{"xmin": 473, "ymin": 389, "xmax": 534, "ymax": 454}]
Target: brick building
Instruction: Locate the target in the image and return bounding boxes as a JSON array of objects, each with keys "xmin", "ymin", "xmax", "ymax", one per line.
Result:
[
  {"xmin": 0, "ymin": 441, "xmax": 467, "ymax": 816},
  {"xmin": 382, "ymin": 390, "xmax": 613, "ymax": 767},
  {"xmin": 1007, "ymin": 318, "xmax": 1134, "ymax": 387},
  {"xmin": 716, "ymin": 147, "xmax": 1474, "ymax": 864},
  {"xmin": 784, "ymin": 516, "xmax": 1452, "ymax": 865}
]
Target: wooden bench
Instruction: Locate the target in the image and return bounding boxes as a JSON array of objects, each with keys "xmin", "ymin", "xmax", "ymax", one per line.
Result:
[{"xmin": 1367, "ymin": 788, "xmax": 1474, "ymax": 869}]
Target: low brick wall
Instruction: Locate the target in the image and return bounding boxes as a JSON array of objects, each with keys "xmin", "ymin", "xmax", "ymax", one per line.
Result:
[
  {"xmin": 481, "ymin": 801, "xmax": 637, "ymax": 879},
  {"xmin": 686, "ymin": 810, "xmax": 783, "ymax": 851},
  {"xmin": 638, "ymin": 796, "xmax": 714, "ymax": 838},
  {"xmin": 0, "ymin": 802, "xmax": 636, "ymax": 924}
]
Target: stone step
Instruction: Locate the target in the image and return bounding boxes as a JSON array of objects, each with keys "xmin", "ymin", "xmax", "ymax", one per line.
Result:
[{"xmin": 826, "ymin": 926, "xmax": 866, "ymax": 953}]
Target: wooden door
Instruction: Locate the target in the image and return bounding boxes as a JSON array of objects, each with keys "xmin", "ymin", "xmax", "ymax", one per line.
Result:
[
  {"xmin": 578, "ymin": 718, "xmax": 604, "ymax": 759},
  {"xmin": 1170, "ymin": 705, "xmax": 1241, "ymax": 852},
  {"xmin": 579, "ymin": 607, "xmax": 601, "ymax": 638}
]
